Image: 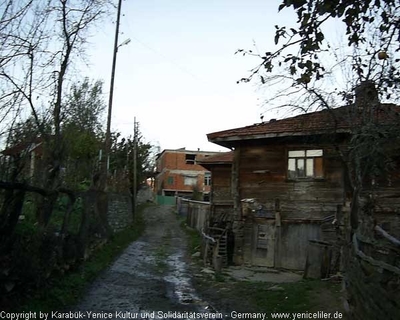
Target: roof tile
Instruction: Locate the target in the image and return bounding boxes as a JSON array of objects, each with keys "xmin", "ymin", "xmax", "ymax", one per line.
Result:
[{"xmin": 207, "ymin": 104, "xmax": 400, "ymax": 145}]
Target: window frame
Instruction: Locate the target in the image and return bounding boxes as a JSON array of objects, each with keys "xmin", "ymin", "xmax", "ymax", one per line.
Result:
[
  {"xmin": 204, "ymin": 172, "xmax": 211, "ymax": 186},
  {"xmin": 185, "ymin": 154, "xmax": 196, "ymax": 165},
  {"xmin": 167, "ymin": 176, "xmax": 174, "ymax": 185},
  {"xmin": 287, "ymin": 148, "xmax": 324, "ymax": 181},
  {"xmin": 184, "ymin": 175, "xmax": 197, "ymax": 186}
]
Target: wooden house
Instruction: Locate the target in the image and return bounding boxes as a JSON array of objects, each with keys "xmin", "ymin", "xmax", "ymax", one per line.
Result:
[
  {"xmin": 1, "ymin": 138, "xmax": 44, "ymax": 181},
  {"xmin": 197, "ymin": 152, "xmax": 234, "ymax": 266},
  {"xmin": 197, "ymin": 152, "xmax": 233, "ymax": 221},
  {"xmin": 206, "ymin": 83, "xmax": 400, "ymax": 271}
]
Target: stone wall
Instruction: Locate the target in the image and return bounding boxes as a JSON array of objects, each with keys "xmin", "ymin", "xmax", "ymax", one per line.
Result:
[
  {"xmin": 136, "ymin": 185, "xmax": 154, "ymax": 204},
  {"xmin": 107, "ymin": 192, "xmax": 133, "ymax": 232}
]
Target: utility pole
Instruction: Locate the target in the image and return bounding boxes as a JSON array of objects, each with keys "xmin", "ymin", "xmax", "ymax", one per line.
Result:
[
  {"xmin": 133, "ymin": 117, "xmax": 138, "ymax": 210},
  {"xmin": 102, "ymin": 0, "xmax": 123, "ymax": 189}
]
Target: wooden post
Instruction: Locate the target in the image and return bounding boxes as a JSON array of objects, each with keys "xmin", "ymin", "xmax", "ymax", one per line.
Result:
[
  {"xmin": 231, "ymin": 146, "xmax": 243, "ymax": 265},
  {"xmin": 133, "ymin": 118, "xmax": 138, "ymax": 212},
  {"xmin": 274, "ymin": 198, "xmax": 281, "ymax": 268},
  {"xmin": 232, "ymin": 147, "xmax": 240, "ymax": 220},
  {"xmin": 103, "ymin": 0, "xmax": 123, "ymax": 190}
]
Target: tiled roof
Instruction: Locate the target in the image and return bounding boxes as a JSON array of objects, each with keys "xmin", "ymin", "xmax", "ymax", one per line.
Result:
[
  {"xmin": 196, "ymin": 152, "xmax": 233, "ymax": 164},
  {"xmin": 1, "ymin": 138, "xmax": 43, "ymax": 156},
  {"xmin": 156, "ymin": 148, "xmax": 220, "ymax": 160},
  {"xmin": 207, "ymin": 104, "xmax": 400, "ymax": 147}
]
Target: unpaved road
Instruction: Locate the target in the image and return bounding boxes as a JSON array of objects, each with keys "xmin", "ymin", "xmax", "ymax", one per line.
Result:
[{"xmin": 74, "ymin": 205, "xmax": 219, "ymax": 318}]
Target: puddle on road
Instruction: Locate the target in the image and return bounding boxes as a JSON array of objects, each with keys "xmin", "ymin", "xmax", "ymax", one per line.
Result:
[
  {"xmin": 109, "ymin": 238, "xmax": 218, "ymax": 313},
  {"xmin": 164, "ymin": 252, "xmax": 197, "ymax": 304},
  {"xmin": 164, "ymin": 250, "xmax": 219, "ymax": 314}
]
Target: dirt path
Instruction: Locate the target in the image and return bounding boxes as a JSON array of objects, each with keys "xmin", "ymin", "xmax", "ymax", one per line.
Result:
[
  {"xmin": 73, "ymin": 205, "xmax": 219, "ymax": 318},
  {"xmin": 71, "ymin": 205, "xmax": 345, "ymax": 319}
]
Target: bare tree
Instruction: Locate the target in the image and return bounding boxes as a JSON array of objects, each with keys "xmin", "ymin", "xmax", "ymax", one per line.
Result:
[
  {"xmin": 0, "ymin": 0, "xmax": 110, "ymax": 253},
  {"xmin": 0, "ymin": 0, "xmax": 109, "ymax": 224},
  {"xmin": 37, "ymin": 0, "xmax": 109, "ymax": 227}
]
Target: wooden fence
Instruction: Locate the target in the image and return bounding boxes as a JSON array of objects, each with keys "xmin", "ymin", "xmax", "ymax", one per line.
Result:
[{"xmin": 176, "ymin": 197, "xmax": 210, "ymax": 231}]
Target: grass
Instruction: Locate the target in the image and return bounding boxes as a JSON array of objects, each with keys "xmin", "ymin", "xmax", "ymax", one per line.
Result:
[
  {"xmin": 195, "ymin": 274, "xmax": 344, "ymax": 315},
  {"xmin": 18, "ymin": 203, "xmax": 148, "ymax": 312},
  {"xmin": 17, "ymin": 195, "xmax": 83, "ymax": 236},
  {"xmin": 179, "ymin": 218, "xmax": 201, "ymax": 255},
  {"xmin": 236, "ymin": 279, "xmax": 343, "ymax": 313}
]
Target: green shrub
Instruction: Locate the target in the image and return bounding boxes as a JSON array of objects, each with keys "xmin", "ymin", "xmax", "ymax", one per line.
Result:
[{"xmin": 14, "ymin": 203, "xmax": 147, "ymax": 312}]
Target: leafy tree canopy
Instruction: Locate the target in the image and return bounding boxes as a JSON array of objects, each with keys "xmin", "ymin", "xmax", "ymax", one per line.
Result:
[
  {"xmin": 63, "ymin": 77, "xmax": 106, "ymax": 135},
  {"xmin": 110, "ymin": 130, "xmax": 156, "ymax": 191},
  {"xmin": 62, "ymin": 78, "xmax": 105, "ymax": 159},
  {"xmin": 240, "ymin": 0, "xmax": 400, "ymax": 101},
  {"xmin": 61, "ymin": 78, "xmax": 106, "ymax": 189},
  {"xmin": 278, "ymin": 0, "xmax": 399, "ymax": 49}
]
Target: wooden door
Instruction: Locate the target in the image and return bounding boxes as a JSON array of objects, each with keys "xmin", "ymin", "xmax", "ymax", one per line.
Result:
[{"xmin": 251, "ymin": 222, "xmax": 275, "ymax": 267}]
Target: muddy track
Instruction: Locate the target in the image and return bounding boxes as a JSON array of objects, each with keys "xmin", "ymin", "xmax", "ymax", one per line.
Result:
[{"xmin": 72, "ymin": 205, "xmax": 220, "ymax": 319}]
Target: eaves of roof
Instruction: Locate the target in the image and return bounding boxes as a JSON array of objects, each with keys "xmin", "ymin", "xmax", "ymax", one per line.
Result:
[
  {"xmin": 1, "ymin": 139, "xmax": 43, "ymax": 156},
  {"xmin": 207, "ymin": 104, "xmax": 400, "ymax": 148}
]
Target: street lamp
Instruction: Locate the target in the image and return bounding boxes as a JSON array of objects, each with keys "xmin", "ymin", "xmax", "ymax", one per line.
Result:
[{"xmin": 118, "ymin": 38, "xmax": 131, "ymax": 48}]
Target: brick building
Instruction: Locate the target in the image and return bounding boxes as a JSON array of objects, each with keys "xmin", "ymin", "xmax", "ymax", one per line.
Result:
[{"xmin": 155, "ymin": 148, "xmax": 222, "ymax": 200}]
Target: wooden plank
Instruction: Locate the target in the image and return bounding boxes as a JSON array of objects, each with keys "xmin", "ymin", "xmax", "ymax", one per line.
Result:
[{"xmin": 232, "ymin": 147, "xmax": 241, "ymax": 220}]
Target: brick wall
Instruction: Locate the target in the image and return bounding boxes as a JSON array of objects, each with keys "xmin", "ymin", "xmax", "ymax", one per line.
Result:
[
  {"xmin": 162, "ymin": 172, "xmax": 210, "ymax": 193},
  {"xmin": 159, "ymin": 152, "xmax": 211, "ymax": 171},
  {"xmin": 156, "ymin": 150, "xmax": 213, "ymax": 194}
]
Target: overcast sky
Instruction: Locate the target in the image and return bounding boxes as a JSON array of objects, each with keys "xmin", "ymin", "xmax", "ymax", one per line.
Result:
[{"xmin": 82, "ymin": 0, "xmax": 300, "ymax": 152}]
